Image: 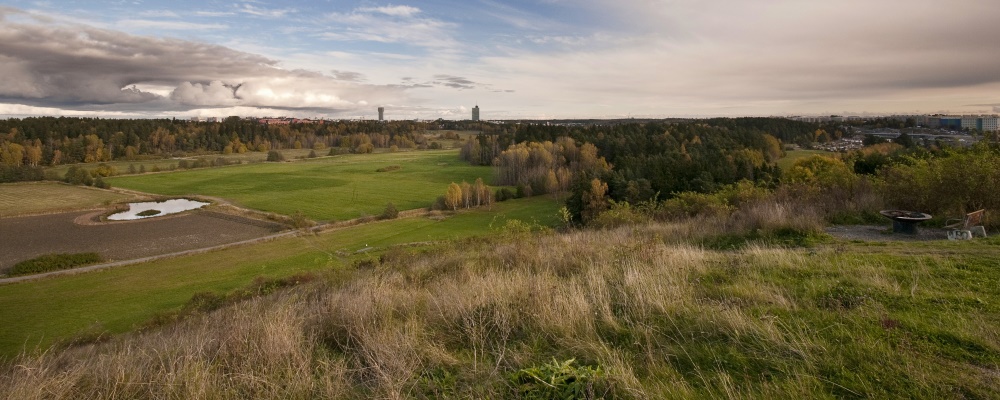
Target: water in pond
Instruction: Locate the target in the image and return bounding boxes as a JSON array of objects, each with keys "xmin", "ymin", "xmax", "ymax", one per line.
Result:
[{"xmin": 107, "ymin": 199, "xmax": 209, "ymax": 221}]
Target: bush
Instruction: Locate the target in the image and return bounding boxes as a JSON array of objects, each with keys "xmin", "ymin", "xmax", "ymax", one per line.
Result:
[
  {"xmin": 64, "ymin": 166, "xmax": 93, "ymax": 186},
  {"xmin": 495, "ymin": 187, "xmax": 516, "ymax": 202},
  {"xmin": 290, "ymin": 210, "xmax": 314, "ymax": 229},
  {"xmin": 0, "ymin": 164, "xmax": 44, "ymax": 183},
  {"xmin": 658, "ymin": 191, "xmax": 732, "ymax": 220},
  {"xmin": 381, "ymin": 202, "xmax": 399, "ymax": 219},
  {"xmin": 90, "ymin": 163, "xmax": 116, "ymax": 177},
  {"xmin": 881, "ymin": 144, "xmax": 1000, "ymax": 225},
  {"xmin": 266, "ymin": 150, "xmax": 285, "ymax": 162},
  {"xmin": 7, "ymin": 253, "xmax": 102, "ymax": 276},
  {"xmin": 591, "ymin": 200, "xmax": 648, "ymax": 229}
]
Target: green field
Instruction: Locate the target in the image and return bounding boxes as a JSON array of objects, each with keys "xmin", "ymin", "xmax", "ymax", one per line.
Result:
[
  {"xmin": 107, "ymin": 150, "xmax": 492, "ymax": 222},
  {"xmin": 777, "ymin": 149, "xmax": 835, "ymax": 171},
  {"xmin": 45, "ymin": 148, "xmax": 326, "ymax": 178},
  {"xmin": 0, "ymin": 196, "xmax": 560, "ymax": 358},
  {"xmin": 0, "ymin": 182, "xmax": 134, "ymax": 217}
]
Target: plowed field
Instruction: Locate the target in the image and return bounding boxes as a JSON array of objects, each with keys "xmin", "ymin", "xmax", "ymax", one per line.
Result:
[{"xmin": 0, "ymin": 210, "xmax": 283, "ymax": 272}]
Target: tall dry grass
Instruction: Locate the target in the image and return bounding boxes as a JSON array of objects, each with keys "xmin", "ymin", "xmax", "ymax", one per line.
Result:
[{"xmin": 3, "ymin": 214, "xmax": 998, "ymax": 398}]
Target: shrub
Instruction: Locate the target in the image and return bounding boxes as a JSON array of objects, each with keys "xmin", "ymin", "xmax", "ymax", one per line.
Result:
[
  {"xmin": 381, "ymin": 202, "xmax": 399, "ymax": 219},
  {"xmin": 93, "ymin": 176, "xmax": 110, "ymax": 189},
  {"xmin": 591, "ymin": 200, "xmax": 648, "ymax": 229},
  {"xmin": 290, "ymin": 210, "xmax": 314, "ymax": 229},
  {"xmin": 495, "ymin": 187, "xmax": 516, "ymax": 202},
  {"xmin": 659, "ymin": 191, "xmax": 732, "ymax": 220},
  {"xmin": 7, "ymin": 253, "xmax": 102, "ymax": 276},
  {"xmin": 90, "ymin": 163, "xmax": 116, "ymax": 177},
  {"xmin": 266, "ymin": 150, "xmax": 285, "ymax": 162},
  {"xmin": 881, "ymin": 144, "xmax": 1000, "ymax": 225},
  {"xmin": 64, "ymin": 166, "xmax": 93, "ymax": 186}
]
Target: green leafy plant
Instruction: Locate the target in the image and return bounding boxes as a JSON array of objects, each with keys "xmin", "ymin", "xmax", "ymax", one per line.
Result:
[
  {"xmin": 510, "ymin": 358, "xmax": 612, "ymax": 399},
  {"xmin": 7, "ymin": 253, "xmax": 102, "ymax": 276}
]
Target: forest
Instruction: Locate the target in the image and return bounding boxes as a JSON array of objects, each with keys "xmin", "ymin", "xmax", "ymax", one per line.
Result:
[{"xmin": 0, "ymin": 117, "xmax": 460, "ymax": 182}]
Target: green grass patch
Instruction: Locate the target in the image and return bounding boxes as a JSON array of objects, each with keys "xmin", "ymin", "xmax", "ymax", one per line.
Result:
[
  {"xmin": 107, "ymin": 150, "xmax": 492, "ymax": 222},
  {"xmin": 777, "ymin": 149, "xmax": 833, "ymax": 171},
  {"xmin": 0, "ymin": 182, "xmax": 133, "ymax": 217},
  {"xmin": 6, "ymin": 253, "xmax": 102, "ymax": 277},
  {"xmin": 0, "ymin": 196, "xmax": 560, "ymax": 358}
]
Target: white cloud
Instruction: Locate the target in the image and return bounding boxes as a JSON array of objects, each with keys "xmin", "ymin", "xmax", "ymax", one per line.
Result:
[
  {"xmin": 118, "ymin": 19, "xmax": 228, "ymax": 31},
  {"xmin": 322, "ymin": 6, "xmax": 458, "ymax": 50},
  {"xmin": 237, "ymin": 3, "xmax": 295, "ymax": 18},
  {"xmin": 358, "ymin": 5, "xmax": 421, "ymax": 18}
]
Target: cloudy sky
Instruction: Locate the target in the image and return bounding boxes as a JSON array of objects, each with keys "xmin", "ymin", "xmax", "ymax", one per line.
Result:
[{"xmin": 1, "ymin": 0, "xmax": 999, "ymax": 120}]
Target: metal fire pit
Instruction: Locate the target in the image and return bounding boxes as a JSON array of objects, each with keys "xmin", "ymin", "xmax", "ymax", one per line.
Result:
[{"xmin": 879, "ymin": 210, "xmax": 932, "ymax": 235}]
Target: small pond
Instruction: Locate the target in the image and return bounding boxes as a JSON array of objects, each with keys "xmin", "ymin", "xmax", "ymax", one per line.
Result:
[{"xmin": 107, "ymin": 199, "xmax": 210, "ymax": 221}]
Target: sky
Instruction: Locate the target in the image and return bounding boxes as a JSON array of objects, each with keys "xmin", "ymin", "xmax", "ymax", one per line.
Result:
[{"xmin": 1, "ymin": 0, "xmax": 1000, "ymax": 120}]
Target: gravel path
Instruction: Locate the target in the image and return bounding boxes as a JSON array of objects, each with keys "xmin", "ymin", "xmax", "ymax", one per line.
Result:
[{"xmin": 825, "ymin": 224, "xmax": 952, "ymax": 242}]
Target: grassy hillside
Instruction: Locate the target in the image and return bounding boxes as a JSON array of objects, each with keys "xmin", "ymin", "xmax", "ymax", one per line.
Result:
[
  {"xmin": 2, "ymin": 218, "xmax": 998, "ymax": 398},
  {"xmin": 107, "ymin": 150, "xmax": 492, "ymax": 221},
  {"xmin": 0, "ymin": 197, "xmax": 559, "ymax": 358},
  {"xmin": 0, "ymin": 182, "xmax": 134, "ymax": 217}
]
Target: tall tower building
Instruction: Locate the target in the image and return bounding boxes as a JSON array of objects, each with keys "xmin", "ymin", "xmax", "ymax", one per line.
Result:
[
  {"xmin": 378, "ymin": 107, "xmax": 385, "ymax": 121},
  {"xmin": 472, "ymin": 105, "xmax": 480, "ymax": 121}
]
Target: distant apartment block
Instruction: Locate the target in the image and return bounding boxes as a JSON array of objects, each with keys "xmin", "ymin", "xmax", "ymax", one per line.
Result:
[
  {"xmin": 378, "ymin": 107, "xmax": 384, "ymax": 121},
  {"xmin": 472, "ymin": 105, "xmax": 480, "ymax": 121},
  {"xmin": 790, "ymin": 114, "xmax": 1000, "ymax": 131}
]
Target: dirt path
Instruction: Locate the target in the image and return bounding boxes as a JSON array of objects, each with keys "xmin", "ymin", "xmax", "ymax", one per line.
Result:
[
  {"xmin": 825, "ymin": 224, "xmax": 949, "ymax": 242},
  {"xmin": 0, "ymin": 229, "xmax": 301, "ymax": 285}
]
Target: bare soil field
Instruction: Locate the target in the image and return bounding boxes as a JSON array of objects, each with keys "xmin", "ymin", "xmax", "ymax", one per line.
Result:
[{"xmin": 0, "ymin": 210, "xmax": 284, "ymax": 272}]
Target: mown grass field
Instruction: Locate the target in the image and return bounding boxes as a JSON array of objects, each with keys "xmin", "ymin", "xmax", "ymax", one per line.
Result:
[
  {"xmin": 0, "ymin": 196, "xmax": 560, "ymax": 358},
  {"xmin": 0, "ymin": 182, "xmax": 134, "ymax": 217},
  {"xmin": 44, "ymin": 148, "xmax": 324, "ymax": 178},
  {"xmin": 107, "ymin": 150, "xmax": 492, "ymax": 221},
  {"xmin": 777, "ymin": 149, "xmax": 835, "ymax": 171}
]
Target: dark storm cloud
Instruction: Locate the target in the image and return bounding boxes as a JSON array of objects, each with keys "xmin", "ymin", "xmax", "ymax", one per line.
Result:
[
  {"xmin": 0, "ymin": 7, "xmax": 406, "ymax": 114},
  {"xmin": 0, "ymin": 8, "xmax": 278, "ymax": 104}
]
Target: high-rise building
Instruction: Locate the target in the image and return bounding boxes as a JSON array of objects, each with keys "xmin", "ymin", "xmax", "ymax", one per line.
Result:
[
  {"xmin": 378, "ymin": 107, "xmax": 385, "ymax": 121},
  {"xmin": 472, "ymin": 105, "xmax": 480, "ymax": 121}
]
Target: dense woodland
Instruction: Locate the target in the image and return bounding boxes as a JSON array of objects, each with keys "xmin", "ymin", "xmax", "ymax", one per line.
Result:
[
  {"xmin": 461, "ymin": 119, "xmax": 806, "ymax": 215},
  {"xmin": 0, "ymin": 117, "xmax": 458, "ymax": 181}
]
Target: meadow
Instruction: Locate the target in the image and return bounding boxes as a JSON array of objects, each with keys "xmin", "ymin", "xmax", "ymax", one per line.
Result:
[
  {"xmin": 777, "ymin": 149, "xmax": 833, "ymax": 171},
  {"xmin": 107, "ymin": 150, "xmax": 493, "ymax": 221},
  {"xmin": 0, "ymin": 196, "xmax": 560, "ymax": 358},
  {"xmin": 44, "ymin": 148, "xmax": 322, "ymax": 178},
  {"xmin": 2, "ymin": 218, "xmax": 998, "ymax": 398},
  {"xmin": 0, "ymin": 182, "xmax": 134, "ymax": 217}
]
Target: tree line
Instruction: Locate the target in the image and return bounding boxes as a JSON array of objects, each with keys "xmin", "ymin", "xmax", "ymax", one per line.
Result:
[
  {"xmin": 0, "ymin": 117, "xmax": 472, "ymax": 182},
  {"xmin": 459, "ymin": 119, "xmax": 809, "ymax": 221}
]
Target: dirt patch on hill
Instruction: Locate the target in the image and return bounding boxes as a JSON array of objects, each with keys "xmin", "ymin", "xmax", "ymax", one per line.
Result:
[{"xmin": 0, "ymin": 210, "xmax": 284, "ymax": 272}]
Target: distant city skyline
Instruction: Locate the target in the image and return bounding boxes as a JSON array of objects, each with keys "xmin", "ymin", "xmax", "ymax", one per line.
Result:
[{"xmin": 1, "ymin": 1, "xmax": 1000, "ymax": 120}]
